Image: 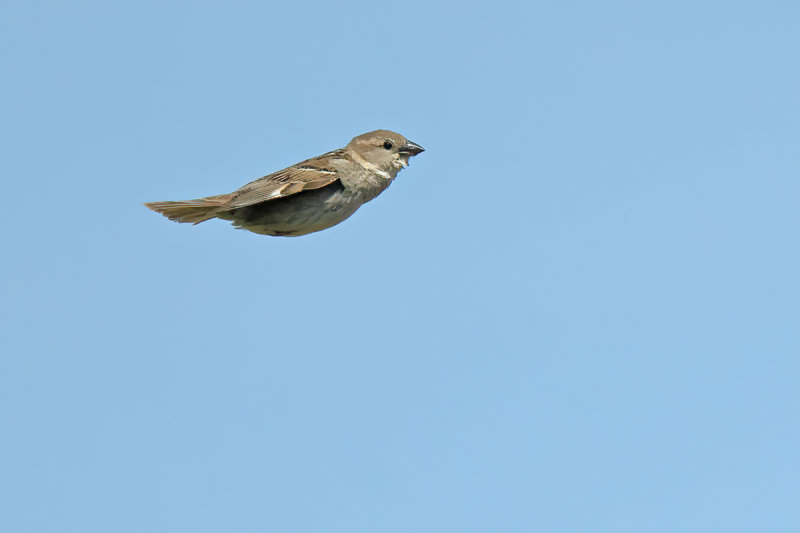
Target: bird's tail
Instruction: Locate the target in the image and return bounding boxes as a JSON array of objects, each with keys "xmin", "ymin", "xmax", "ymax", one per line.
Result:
[{"xmin": 144, "ymin": 194, "xmax": 232, "ymax": 224}]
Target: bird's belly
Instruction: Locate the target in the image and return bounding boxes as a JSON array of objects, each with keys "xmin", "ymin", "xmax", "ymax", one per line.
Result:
[{"xmin": 221, "ymin": 185, "xmax": 361, "ymax": 236}]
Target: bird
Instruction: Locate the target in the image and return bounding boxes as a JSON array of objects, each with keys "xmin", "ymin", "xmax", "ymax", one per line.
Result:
[{"xmin": 144, "ymin": 130, "xmax": 424, "ymax": 237}]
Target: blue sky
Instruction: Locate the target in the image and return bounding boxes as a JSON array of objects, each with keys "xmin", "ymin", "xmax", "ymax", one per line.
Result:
[{"xmin": 1, "ymin": 1, "xmax": 798, "ymax": 531}]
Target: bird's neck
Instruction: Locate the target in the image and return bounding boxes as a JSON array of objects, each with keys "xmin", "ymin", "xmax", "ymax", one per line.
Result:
[{"xmin": 347, "ymin": 150, "xmax": 396, "ymax": 181}]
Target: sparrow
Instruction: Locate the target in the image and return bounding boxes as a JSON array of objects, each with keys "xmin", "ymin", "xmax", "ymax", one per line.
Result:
[{"xmin": 144, "ymin": 130, "xmax": 424, "ymax": 237}]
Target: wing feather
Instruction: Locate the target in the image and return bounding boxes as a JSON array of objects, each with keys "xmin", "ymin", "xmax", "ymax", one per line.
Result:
[{"xmin": 226, "ymin": 149, "xmax": 347, "ymax": 209}]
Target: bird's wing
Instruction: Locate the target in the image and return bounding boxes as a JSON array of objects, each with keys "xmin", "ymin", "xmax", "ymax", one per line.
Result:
[{"xmin": 225, "ymin": 149, "xmax": 348, "ymax": 209}]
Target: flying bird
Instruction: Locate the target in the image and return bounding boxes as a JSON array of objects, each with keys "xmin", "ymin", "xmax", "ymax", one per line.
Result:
[{"xmin": 144, "ymin": 130, "xmax": 424, "ymax": 237}]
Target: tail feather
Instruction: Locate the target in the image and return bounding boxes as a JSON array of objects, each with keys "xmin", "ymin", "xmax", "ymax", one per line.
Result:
[{"xmin": 144, "ymin": 194, "xmax": 231, "ymax": 224}]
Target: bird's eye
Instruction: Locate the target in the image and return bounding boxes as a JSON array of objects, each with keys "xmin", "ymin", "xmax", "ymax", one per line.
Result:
[{"xmin": 383, "ymin": 141, "xmax": 393, "ymax": 150}]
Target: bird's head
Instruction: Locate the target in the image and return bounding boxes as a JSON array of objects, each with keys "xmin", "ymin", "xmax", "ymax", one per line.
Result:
[{"xmin": 346, "ymin": 130, "xmax": 425, "ymax": 174}]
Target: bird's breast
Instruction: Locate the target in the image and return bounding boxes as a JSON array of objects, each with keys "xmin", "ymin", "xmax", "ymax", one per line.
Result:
[{"xmin": 340, "ymin": 168, "xmax": 396, "ymax": 204}]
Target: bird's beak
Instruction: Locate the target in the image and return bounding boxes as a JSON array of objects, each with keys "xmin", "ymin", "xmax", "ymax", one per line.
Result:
[{"xmin": 399, "ymin": 140, "xmax": 425, "ymax": 155}]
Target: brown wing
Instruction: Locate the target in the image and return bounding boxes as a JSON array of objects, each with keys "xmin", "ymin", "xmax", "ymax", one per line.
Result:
[{"xmin": 225, "ymin": 149, "xmax": 348, "ymax": 209}]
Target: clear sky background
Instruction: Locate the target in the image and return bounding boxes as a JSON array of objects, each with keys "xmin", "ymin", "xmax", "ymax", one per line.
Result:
[{"xmin": 1, "ymin": 1, "xmax": 798, "ymax": 532}]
